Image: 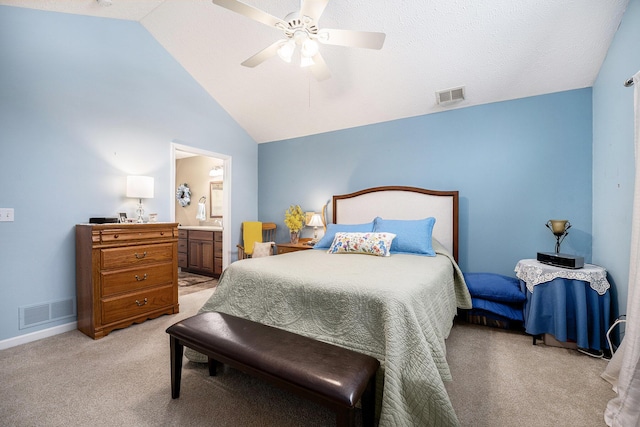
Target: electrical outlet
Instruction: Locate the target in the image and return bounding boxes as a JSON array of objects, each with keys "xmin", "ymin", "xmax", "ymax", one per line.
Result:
[{"xmin": 0, "ymin": 208, "xmax": 14, "ymax": 222}]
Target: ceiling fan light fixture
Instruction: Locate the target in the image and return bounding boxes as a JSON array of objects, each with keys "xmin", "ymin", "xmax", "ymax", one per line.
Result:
[
  {"xmin": 293, "ymin": 30, "xmax": 308, "ymax": 45},
  {"xmin": 211, "ymin": 0, "xmax": 386, "ymax": 81},
  {"xmin": 277, "ymin": 40, "xmax": 295, "ymax": 63},
  {"xmin": 301, "ymin": 38, "xmax": 319, "ymax": 58},
  {"xmin": 300, "ymin": 56, "xmax": 315, "ymax": 68}
]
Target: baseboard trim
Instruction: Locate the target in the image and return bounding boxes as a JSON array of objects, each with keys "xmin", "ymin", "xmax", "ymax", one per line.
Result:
[{"xmin": 0, "ymin": 321, "xmax": 77, "ymax": 350}]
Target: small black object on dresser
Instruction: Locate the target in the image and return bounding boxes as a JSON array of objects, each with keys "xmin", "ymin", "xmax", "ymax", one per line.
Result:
[{"xmin": 537, "ymin": 252, "xmax": 585, "ymax": 269}]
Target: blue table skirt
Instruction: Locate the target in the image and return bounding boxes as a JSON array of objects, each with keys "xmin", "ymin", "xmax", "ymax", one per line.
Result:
[{"xmin": 520, "ymin": 278, "xmax": 611, "ymax": 351}]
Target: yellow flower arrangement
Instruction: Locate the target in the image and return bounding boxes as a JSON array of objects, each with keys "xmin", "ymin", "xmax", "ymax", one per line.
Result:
[{"xmin": 284, "ymin": 204, "xmax": 305, "ymax": 232}]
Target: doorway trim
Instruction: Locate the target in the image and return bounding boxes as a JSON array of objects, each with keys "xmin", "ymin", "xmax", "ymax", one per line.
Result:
[{"xmin": 170, "ymin": 140, "xmax": 232, "ymax": 273}]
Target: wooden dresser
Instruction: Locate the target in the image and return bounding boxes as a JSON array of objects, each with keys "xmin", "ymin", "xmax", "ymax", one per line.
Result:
[{"xmin": 76, "ymin": 223, "xmax": 179, "ymax": 339}]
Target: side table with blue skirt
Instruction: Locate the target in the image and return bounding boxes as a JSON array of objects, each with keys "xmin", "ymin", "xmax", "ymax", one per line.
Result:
[{"xmin": 515, "ymin": 259, "xmax": 611, "ymax": 356}]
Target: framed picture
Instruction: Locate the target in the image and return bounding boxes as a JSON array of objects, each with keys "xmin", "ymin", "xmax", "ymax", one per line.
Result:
[
  {"xmin": 118, "ymin": 212, "xmax": 127, "ymax": 223},
  {"xmin": 148, "ymin": 213, "xmax": 158, "ymax": 223},
  {"xmin": 210, "ymin": 182, "xmax": 223, "ymax": 218}
]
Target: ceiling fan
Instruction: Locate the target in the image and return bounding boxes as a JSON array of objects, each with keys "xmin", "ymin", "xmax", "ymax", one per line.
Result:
[{"xmin": 211, "ymin": 0, "xmax": 386, "ymax": 81}]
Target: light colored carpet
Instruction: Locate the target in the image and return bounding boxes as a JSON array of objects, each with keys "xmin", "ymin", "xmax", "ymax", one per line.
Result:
[
  {"xmin": 0, "ymin": 290, "xmax": 615, "ymax": 427},
  {"xmin": 446, "ymin": 322, "xmax": 614, "ymax": 427}
]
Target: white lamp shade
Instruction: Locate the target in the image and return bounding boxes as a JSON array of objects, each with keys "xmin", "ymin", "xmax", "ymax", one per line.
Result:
[
  {"xmin": 277, "ymin": 40, "xmax": 295, "ymax": 63},
  {"xmin": 301, "ymin": 38, "xmax": 319, "ymax": 58},
  {"xmin": 126, "ymin": 176, "xmax": 154, "ymax": 199},
  {"xmin": 307, "ymin": 213, "xmax": 323, "ymax": 227}
]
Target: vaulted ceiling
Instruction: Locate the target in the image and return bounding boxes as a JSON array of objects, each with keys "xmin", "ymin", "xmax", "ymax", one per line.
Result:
[{"xmin": 1, "ymin": 0, "xmax": 630, "ymax": 143}]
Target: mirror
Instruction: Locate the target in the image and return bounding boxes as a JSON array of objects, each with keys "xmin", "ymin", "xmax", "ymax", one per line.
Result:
[{"xmin": 210, "ymin": 182, "xmax": 223, "ymax": 218}]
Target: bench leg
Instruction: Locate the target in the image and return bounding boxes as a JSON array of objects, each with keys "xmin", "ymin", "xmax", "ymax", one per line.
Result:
[
  {"xmin": 170, "ymin": 335, "xmax": 183, "ymax": 399},
  {"xmin": 208, "ymin": 357, "xmax": 220, "ymax": 376},
  {"xmin": 336, "ymin": 408, "xmax": 356, "ymax": 427},
  {"xmin": 361, "ymin": 375, "xmax": 376, "ymax": 427}
]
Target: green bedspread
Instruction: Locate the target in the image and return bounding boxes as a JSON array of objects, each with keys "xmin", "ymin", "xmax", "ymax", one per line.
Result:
[{"xmin": 186, "ymin": 240, "xmax": 472, "ymax": 426}]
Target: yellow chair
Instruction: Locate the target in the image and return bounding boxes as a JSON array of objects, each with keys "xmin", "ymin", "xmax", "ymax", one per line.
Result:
[{"xmin": 237, "ymin": 222, "xmax": 277, "ymax": 260}]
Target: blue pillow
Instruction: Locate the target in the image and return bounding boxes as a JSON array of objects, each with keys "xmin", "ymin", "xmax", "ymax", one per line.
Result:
[
  {"xmin": 470, "ymin": 298, "xmax": 524, "ymax": 322},
  {"xmin": 313, "ymin": 221, "xmax": 375, "ymax": 249},
  {"xmin": 463, "ymin": 273, "xmax": 525, "ymax": 303},
  {"xmin": 373, "ymin": 217, "xmax": 436, "ymax": 256}
]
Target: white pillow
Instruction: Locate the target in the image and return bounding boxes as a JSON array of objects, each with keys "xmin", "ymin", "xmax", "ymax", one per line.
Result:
[{"xmin": 252, "ymin": 242, "xmax": 274, "ymax": 258}]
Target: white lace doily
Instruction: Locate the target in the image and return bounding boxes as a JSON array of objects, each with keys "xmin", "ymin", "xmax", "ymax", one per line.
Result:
[{"xmin": 515, "ymin": 259, "xmax": 610, "ymax": 295}]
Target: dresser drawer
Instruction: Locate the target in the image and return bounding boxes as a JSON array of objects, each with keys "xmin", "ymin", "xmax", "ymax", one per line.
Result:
[
  {"xmin": 101, "ymin": 285, "xmax": 174, "ymax": 325},
  {"xmin": 277, "ymin": 246, "xmax": 296, "ymax": 254},
  {"xmin": 178, "ymin": 239, "xmax": 188, "ymax": 254},
  {"xmin": 99, "ymin": 228, "xmax": 173, "ymax": 243},
  {"xmin": 101, "ymin": 243, "xmax": 173, "ymax": 269},
  {"xmin": 101, "ymin": 262, "xmax": 174, "ymax": 297}
]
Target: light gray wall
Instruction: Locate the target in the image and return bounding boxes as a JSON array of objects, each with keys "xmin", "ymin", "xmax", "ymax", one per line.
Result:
[
  {"xmin": 0, "ymin": 6, "xmax": 258, "ymax": 342},
  {"xmin": 593, "ymin": 0, "xmax": 640, "ymax": 320}
]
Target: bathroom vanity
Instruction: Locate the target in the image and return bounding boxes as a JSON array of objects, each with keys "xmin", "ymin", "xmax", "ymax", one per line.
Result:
[{"xmin": 178, "ymin": 226, "xmax": 223, "ymax": 277}]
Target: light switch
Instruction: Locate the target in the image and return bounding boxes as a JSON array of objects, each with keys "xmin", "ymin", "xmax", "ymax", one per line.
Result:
[{"xmin": 0, "ymin": 208, "xmax": 14, "ymax": 222}]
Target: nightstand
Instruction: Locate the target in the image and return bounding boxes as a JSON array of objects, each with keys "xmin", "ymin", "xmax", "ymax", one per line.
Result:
[
  {"xmin": 515, "ymin": 259, "xmax": 611, "ymax": 354},
  {"xmin": 276, "ymin": 239, "xmax": 314, "ymax": 254}
]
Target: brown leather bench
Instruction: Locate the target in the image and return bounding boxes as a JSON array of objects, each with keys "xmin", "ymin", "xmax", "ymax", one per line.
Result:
[{"xmin": 166, "ymin": 311, "xmax": 379, "ymax": 427}]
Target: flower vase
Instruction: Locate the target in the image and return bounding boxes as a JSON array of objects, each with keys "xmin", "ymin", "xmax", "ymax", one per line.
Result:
[{"xmin": 290, "ymin": 231, "xmax": 299, "ymax": 244}]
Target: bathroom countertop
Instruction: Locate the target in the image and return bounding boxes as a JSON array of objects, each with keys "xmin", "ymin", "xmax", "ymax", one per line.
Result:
[{"xmin": 178, "ymin": 225, "xmax": 223, "ymax": 231}]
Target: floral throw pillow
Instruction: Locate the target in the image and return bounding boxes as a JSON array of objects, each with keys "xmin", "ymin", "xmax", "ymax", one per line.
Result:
[{"xmin": 327, "ymin": 232, "xmax": 396, "ymax": 257}]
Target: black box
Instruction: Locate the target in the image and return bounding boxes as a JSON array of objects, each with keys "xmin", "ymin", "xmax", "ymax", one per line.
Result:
[
  {"xmin": 537, "ymin": 252, "xmax": 584, "ymax": 269},
  {"xmin": 89, "ymin": 217, "xmax": 119, "ymax": 224}
]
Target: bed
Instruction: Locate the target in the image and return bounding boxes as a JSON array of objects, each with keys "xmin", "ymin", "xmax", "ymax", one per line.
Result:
[{"xmin": 185, "ymin": 186, "xmax": 472, "ymax": 426}]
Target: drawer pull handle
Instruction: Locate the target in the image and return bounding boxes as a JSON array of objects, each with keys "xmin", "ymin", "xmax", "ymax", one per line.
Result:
[
  {"xmin": 135, "ymin": 298, "xmax": 148, "ymax": 306},
  {"xmin": 113, "ymin": 234, "xmax": 119, "ymax": 239},
  {"xmin": 160, "ymin": 232, "xmax": 164, "ymax": 235},
  {"xmin": 134, "ymin": 274, "xmax": 148, "ymax": 281},
  {"xmin": 135, "ymin": 251, "xmax": 147, "ymax": 259}
]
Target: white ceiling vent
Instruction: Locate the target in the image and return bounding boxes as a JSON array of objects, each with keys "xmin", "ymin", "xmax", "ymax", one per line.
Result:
[{"xmin": 436, "ymin": 86, "xmax": 465, "ymax": 106}]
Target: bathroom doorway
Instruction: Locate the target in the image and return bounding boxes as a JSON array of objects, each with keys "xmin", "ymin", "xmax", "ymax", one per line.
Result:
[{"xmin": 170, "ymin": 141, "xmax": 231, "ymax": 272}]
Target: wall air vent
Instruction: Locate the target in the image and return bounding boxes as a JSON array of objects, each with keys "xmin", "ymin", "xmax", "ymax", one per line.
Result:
[
  {"xmin": 436, "ymin": 86, "xmax": 465, "ymax": 106},
  {"xmin": 19, "ymin": 298, "xmax": 76, "ymax": 329}
]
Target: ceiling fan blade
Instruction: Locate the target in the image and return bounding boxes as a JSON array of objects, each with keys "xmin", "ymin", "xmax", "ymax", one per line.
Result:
[
  {"xmin": 212, "ymin": 0, "xmax": 285, "ymax": 28},
  {"xmin": 318, "ymin": 28, "xmax": 386, "ymax": 50},
  {"xmin": 310, "ymin": 52, "xmax": 331, "ymax": 81},
  {"xmin": 241, "ymin": 41, "xmax": 282, "ymax": 68},
  {"xmin": 299, "ymin": 0, "xmax": 329, "ymax": 23}
]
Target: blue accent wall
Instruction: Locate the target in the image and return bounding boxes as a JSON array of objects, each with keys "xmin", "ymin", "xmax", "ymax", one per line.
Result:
[
  {"xmin": 593, "ymin": 0, "xmax": 640, "ymax": 320},
  {"xmin": 0, "ymin": 6, "xmax": 258, "ymax": 342},
  {"xmin": 259, "ymin": 89, "xmax": 593, "ymax": 276}
]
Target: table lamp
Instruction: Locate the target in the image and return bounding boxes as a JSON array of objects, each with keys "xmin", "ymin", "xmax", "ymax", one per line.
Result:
[
  {"xmin": 545, "ymin": 219, "xmax": 571, "ymax": 254},
  {"xmin": 127, "ymin": 176, "xmax": 154, "ymax": 223},
  {"xmin": 307, "ymin": 213, "xmax": 324, "ymax": 242}
]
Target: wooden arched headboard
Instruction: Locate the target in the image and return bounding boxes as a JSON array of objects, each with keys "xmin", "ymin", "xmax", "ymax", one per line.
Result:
[{"xmin": 333, "ymin": 186, "xmax": 459, "ymax": 261}]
